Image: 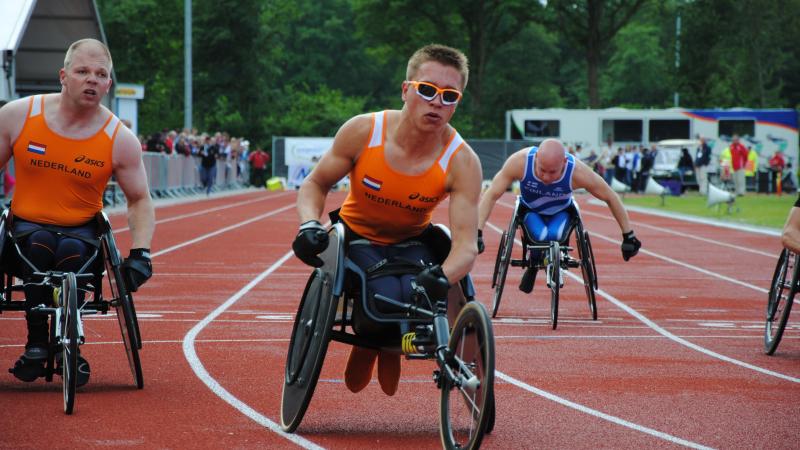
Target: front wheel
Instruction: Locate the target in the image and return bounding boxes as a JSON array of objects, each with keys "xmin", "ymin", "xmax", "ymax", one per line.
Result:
[
  {"xmin": 547, "ymin": 242, "xmax": 561, "ymax": 330},
  {"xmin": 440, "ymin": 301, "xmax": 495, "ymax": 450},
  {"xmin": 765, "ymin": 249, "xmax": 797, "ymax": 354},
  {"xmin": 61, "ymin": 273, "xmax": 79, "ymax": 415}
]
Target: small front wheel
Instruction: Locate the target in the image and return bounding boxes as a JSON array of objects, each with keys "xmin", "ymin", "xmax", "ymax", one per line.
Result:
[
  {"xmin": 440, "ymin": 301, "xmax": 495, "ymax": 450},
  {"xmin": 61, "ymin": 273, "xmax": 79, "ymax": 415},
  {"xmin": 548, "ymin": 242, "xmax": 561, "ymax": 330}
]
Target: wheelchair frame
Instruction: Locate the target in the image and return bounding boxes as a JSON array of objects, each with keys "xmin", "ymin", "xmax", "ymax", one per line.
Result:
[
  {"xmin": 765, "ymin": 248, "xmax": 796, "ymax": 355},
  {"xmin": 0, "ymin": 210, "xmax": 143, "ymax": 414},
  {"xmin": 280, "ymin": 222, "xmax": 495, "ymax": 450},
  {"xmin": 491, "ymin": 197, "xmax": 598, "ymax": 329}
]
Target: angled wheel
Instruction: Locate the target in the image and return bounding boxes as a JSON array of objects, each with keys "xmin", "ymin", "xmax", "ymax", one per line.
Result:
[
  {"xmin": 440, "ymin": 301, "xmax": 495, "ymax": 450},
  {"xmin": 492, "ymin": 217, "xmax": 516, "ymax": 318},
  {"xmin": 103, "ymin": 238, "xmax": 144, "ymax": 389},
  {"xmin": 576, "ymin": 226, "xmax": 598, "ymax": 321},
  {"xmin": 547, "ymin": 242, "xmax": 561, "ymax": 330},
  {"xmin": 61, "ymin": 273, "xmax": 79, "ymax": 414},
  {"xmin": 765, "ymin": 249, "xmax": 796, "ymax": 355},
  {"xmin": 280, "ymin": 268, "xmax": 338, "ymax": 432}
]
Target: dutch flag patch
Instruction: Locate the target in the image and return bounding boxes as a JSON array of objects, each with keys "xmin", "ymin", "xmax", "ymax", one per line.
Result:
[
  {"xmin": 362, "ymin": 175, "xmax": 382, "ymax": 191},
  {"xmin": 27, "ymin": 141, "xmax": 46, "ymax": 155}
]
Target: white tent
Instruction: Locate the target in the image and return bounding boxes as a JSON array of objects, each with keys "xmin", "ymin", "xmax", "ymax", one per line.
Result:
[{"xmin": 1, "ymin": 0, "xmax": 109, "ymax": 102}]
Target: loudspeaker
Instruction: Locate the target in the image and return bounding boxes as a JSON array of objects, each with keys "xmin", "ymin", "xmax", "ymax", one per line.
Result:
[
  {"xmin": 611, "ymin": 177, "xmax": 630, "ymax": 193},
  {"xmin": 644, "ymin": 177, "xmax": 667, "ymax": 195},
  {"xmin": 707, "ymin": 183, "xmax": 735, "ymax": 207}
]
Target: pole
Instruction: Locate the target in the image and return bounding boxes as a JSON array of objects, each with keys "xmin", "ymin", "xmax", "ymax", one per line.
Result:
[
  {"xmin": 674, "ymin": 12, "xmax": 681, "ymax": 107},
  {"xmin": 184, "ymin": 0, "xmax": 192, "ymax": 131}
]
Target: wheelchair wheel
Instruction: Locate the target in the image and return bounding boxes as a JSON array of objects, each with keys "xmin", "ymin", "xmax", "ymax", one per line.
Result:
[
  {"xmin": 765, "ymin": 249, "xmax": 797, "ymax": 355},
  {"xmin": 103, "ymin": 241, "xmax": 144, "ymax": 389},
  {"xmin": 547, "ymin": 242, "xmax": 560, "ymax": 330},
  {"xmin": 61, "ymin": 273, "xmax": 79, "ymax": 415},
  {"xmin": 440, "ymin": 301, "xmax": 495, "ymax": 450},
  {"xmin": 492, "ymin": 219, "xmax": 516, "ymax": 318},
  {"xmin": 280, "ymin": 268, "xmax": 338, "ymax": 432},
  {"xmin": 577, "ymin": 228, "xmax": 598, "ymax": 321}
]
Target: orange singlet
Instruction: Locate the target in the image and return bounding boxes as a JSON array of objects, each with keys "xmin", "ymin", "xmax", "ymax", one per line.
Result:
[
  {"xmin": 339, "ymin": 111, "xmax": 465, "ymax": 244},
  {"xmin": 11, "ymin": 95, "xmax": 118, "ymax": 226}
]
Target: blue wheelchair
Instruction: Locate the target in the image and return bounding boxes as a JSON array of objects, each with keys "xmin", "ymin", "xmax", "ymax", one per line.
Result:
[
  {"xmin": 0, "ymin": 210, "xmax": 143, "ymax": 414},
  {"xmin": 280, "ymin": 221, "xmax": 496, "ymax": 449},
  {"xmin": 491, "ymin": 197, "xmax": 598, "ymax": 329}
]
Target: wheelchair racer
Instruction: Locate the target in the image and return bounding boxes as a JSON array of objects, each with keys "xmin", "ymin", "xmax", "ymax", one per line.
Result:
[
  {"xmin": 292, "ymin": 44, "xmax": 482, "ymax": 396},
  {"xmin": 0, "ymin": 39, "xmax": 155, "ymax": 385},
  {"xmin": 478, "ymin": 139, "xmax": 641, "ymax": 293}
]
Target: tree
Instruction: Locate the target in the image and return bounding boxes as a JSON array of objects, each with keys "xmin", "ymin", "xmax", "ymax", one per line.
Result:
[{"xmin": 546, "ymin": 0, "xmax": 647, "ymax": 108}]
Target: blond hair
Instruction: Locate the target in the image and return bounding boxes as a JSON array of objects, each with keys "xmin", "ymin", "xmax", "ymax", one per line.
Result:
[
  {"xmin": 406, "ymin": 44, "xmax": 469, "ymax": 89},
  {"xmin": 64, "ymin": 38, "xmax": 113, "ymax": 71}
]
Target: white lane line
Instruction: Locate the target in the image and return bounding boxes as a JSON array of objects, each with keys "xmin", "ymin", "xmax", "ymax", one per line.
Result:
[
  {"xmin": 115, "ymin": 193, "xmax": 291, "ymax": 233},
  {"xmin": 486, "ymin": 220, "xmax": 799, "ymax": 383},
  {"xmin": 182, "ymin": 250, "xmax": 324, "ymax": 450},
  {"xmin": 580, "ymin": 209, "xmax": 777, "ymax": 258},
  {"xmin": 495, "ymin": 371, "xmax": 715, "ymax": 450},
  {"xmin": 152, "ymin": 204, "xmax": 295, "ymax": 258}
]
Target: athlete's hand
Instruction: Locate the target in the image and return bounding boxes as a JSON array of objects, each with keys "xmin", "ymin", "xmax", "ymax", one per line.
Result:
[
  {"xmin": 477, "ymin": 229, "xmax": 485, "ymax": 254},
  {"xmin": 415, "ymin": 264, "xmax": 450, "ymax": 301},
  {"xmin": 621, "ymin": 231, "xmax": 641, "ymax": 261},
  {"xmin": 292, "ymin": 220, "xmax": 329, "ymax": 267},
  {"xmin": 121, "ymin": 248, "xmax": 152, "ymax": 292}
]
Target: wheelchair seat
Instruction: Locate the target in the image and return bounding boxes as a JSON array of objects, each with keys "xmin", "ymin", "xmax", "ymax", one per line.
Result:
[{"xmin": 516, "ymin": 199, "xmax": 583, "ymax": 247}]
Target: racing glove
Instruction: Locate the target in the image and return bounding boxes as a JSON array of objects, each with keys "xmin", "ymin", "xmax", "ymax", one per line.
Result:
[
  {"xmin": 121, "ymin": 248, "xmax": 152, "ymax": 292},
  {"xmin": 292, "ymin": 220, "xmax": 329, "ymax": 267},
  {"xmin": 621, "ymin": 231, "xmax": 641, "ymax": 261},
  {"xmin": 415, "ymin": 264, "xmax": 451, "ymax": 301}
]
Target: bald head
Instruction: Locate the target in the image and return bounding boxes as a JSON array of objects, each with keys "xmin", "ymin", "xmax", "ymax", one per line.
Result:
[
  {"xmin": 534, "ymin": 139, "xmax": 568, "ymax": 184},
  {"xmin": 64, "ymin": 38, "xmax": 113, "ymax": 71}
]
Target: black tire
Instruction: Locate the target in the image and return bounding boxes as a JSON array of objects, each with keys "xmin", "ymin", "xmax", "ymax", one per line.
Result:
[
  {"xmin": 440, "ymin": 301, "xmax": 495, "ymax": 450},
  {"xmin": 492, "ymin": 218, "xmax": 516, "ymax": 318},
  {"xmin": 548, "ymin": 242, "xmax": 560, "ymax": 330},
  {"xmin": 61, "ymin": 273, "xmax": 79, "ymax": 415},
  {"xmin": 577, "ymin": 229, "xmax": 598, "ymax": 321},
  {"xmin": 765, "ymin": 249, "xmax": 796, "ymax": 355},
  {"xmin": 280, "ymin": 268, "xmax": 338, "ymax": 432},
  {"xmin": 103, "ymin": 239, "xmax": 144, "ymax": 388}
]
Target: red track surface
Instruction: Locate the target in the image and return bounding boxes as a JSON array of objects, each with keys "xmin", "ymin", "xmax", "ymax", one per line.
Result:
[{"xmin": 1, "ymin": 190, "xmax": 798, "ymax": 449}]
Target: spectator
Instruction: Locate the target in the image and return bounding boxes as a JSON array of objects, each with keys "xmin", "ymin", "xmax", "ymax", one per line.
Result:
[
  {"xmin": 694, "ymin": 136, "xmax": 712, "ymax": 195},
  {"xmin": 639, "ymin": 146, "xmax": 654, "ymax": 192},
  {"xmin": 248, "ymin": 147, "xmax": 270, "ymax": 188},
  {"xmin": 729, "ymin": 135, "xmax": 749, "ymax": 196},
  {"xmin": 677, "ymin": 147, "xmax": 694, "ymax": 193},
  {"xmin": 769, "ymin": 151, "xmax": 786, "ymax": 195},
  {"xmin": 199, "ymin": 136, "xmax": 220, "ymax": 195}
]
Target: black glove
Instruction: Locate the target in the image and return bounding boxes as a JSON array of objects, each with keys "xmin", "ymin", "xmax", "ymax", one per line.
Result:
[
  {"xmin": 121, "ymin": 248, "xmax": 152, "ymax": 292},
  {"xmin": 621, "ymin": 230, "xmax": 641, "ymax": 261},
  {"xmin": 477, "ymin": 229, "xmax": 485, "ymax": 254},
  {"xmin": 415, "ymin": 264, "xmax": 451, "ymax": 301},
  {"xmin": 292, "ymin": 220, "xmax": 329, "ymax": 267}
]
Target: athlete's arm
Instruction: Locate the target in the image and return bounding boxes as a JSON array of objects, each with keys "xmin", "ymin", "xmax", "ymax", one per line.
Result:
[
  {"xmin": 113, "ymin": 125, "xmax": 155, "ymax": 249},
  {"xmin": 477, "ymin": 149, "xmax": 526, "ymax": 230},
  {"xmin": 782, "ymin": 206, "xmax": 800, "ymax": 254},
  {"xmin": 442, "ymin": 144, "xmax": 482, "ymax": 283},
  {"xmin": 296, "ymin": 114, "xmax": 370, "ymax": 223},
  {"xmin": 0, "ymin": 99, "xmax": 30, "ymax": 167},
  {"xmin": 572, "ymin": 159, "xmax": 633, "ymax": 234}
]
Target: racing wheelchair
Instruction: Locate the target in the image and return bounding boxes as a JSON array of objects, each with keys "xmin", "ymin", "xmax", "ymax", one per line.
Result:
[
  {"xmin": 280, "ymin": 222, "xmax": 495, "ymax": 450},
  {"xmin": 0, "ymin": 210, "xmax": 143, "ymax": 414},
  {"xmin": 765, "ymin": 248, "xmax": 797, "ymax": 355},
  {"xmin": 491, "ymin": 197, "xmax": 598, "ymax": 329}
]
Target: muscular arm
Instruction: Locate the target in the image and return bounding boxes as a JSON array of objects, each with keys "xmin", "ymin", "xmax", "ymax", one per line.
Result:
[
  {"xmin": 113, "ymin": 126, "xmax": 155, "ymax": 249},
  {"xmin": 782, "ymin": 206, "xmax": 800, "ymax": 254},
  {"xmin": 572, "ymin": 159, "xmax": 633, "ymax": 234},
  {"xmin": 477, "ymin": 149, "xmax": 526, "ymax": 230},
  {"xmin": 0, "ymin": 99, "xmax": 30, "ymax": 169},
  {"xmin": 442, "ymin": 145, "xmax": 483, "ymax": 283},
  {"xmin": 296, "ymin": 115, "xmax": 370, "ymax": 223}
]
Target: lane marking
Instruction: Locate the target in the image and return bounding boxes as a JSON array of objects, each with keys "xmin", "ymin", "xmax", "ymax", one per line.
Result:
[
  {"xmin": 486, "ymin": 220, "xmax": 800, "ymax": 383},
  {"xmin": 495, "ymin": 371, "xmax": 715, "ymax": 450},
  {"xmin": 182, "ymin": 250, "xmax": 323, "ymax": 449},
  {"xmin": 115, "ymin": 192, "xmax": 291, "ymax": 233},
  {"xmin": 580, "ymin": 209, "xmax": 777, "ymax": 258}
]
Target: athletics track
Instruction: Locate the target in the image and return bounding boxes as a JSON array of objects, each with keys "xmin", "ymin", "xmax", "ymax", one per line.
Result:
[{"xmin": 0, "ymin": 189, "xmax": 797, "ymax": 449}]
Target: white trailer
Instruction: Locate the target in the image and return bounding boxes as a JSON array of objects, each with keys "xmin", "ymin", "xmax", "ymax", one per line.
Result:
[{"xmin": 506, "ymin": 107, "xmax": 799, "ymax": 177}]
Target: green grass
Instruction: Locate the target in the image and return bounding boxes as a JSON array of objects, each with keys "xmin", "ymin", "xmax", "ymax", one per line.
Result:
[{"xmin": 619, "ymin": 192, "xmax": 796, "ymax": 229}]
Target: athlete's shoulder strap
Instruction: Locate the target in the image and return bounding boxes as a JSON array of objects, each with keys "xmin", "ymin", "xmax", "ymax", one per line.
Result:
[
  {"xmin": 29, "ymin": 95, "xmax": 43, "ymax": 118},
  {"xmin": 367, "ymin": 110, "xmax": 385, "ymax": 148},
  {"xmin": 437, "ymin": 131, "xmax": 464, "ymax": 173}
]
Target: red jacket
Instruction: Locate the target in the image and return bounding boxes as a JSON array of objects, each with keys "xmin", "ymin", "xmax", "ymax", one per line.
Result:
[{"xmin": 730, "ymin": 142, "xmax": 748, "ymax": 171}]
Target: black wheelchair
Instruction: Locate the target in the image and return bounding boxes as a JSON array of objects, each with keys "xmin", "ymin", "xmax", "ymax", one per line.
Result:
[
  {"xmin": 0, "ymin": 210, "xmax": 143, "ymax": 414},
  {"xmin": 491, "ymin": 197, "xmax": 598, "ymax": 329},
  {"xmin": 280, "ymin": 222, "xmax": 496, "ymax": 450},
  {"xmin": 765, "ymin": 248, "xmax": 796, "ymax": 355}
]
